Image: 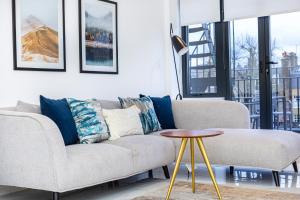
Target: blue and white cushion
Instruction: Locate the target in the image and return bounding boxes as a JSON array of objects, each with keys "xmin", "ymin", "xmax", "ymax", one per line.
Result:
[
  {"xmin": 118, "ymin": 96, "xmax": 161, "ymax": 134},
  {"xmin": 67, "ymin": 98, "xmax": 109, "ymax": 144}
]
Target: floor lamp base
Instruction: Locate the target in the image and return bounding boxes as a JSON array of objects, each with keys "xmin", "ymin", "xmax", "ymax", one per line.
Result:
[{"xmin": 176, "ymin": 94, "xmax": 183, "ymax": 100}]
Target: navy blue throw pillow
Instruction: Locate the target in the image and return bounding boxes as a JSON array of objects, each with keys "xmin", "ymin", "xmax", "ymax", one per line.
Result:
[
  {"xmin": 40, "ymin": 95, "xmax": 78, "ymax": 145},
  {"xmin": 140, "ymin": 95, "xmax": 176, "ymax": 129}
]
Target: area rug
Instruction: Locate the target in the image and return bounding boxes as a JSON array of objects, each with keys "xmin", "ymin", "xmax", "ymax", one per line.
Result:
[{"xmin": 132, "ymin": 181, "xmax": 300, "ymax": 200}]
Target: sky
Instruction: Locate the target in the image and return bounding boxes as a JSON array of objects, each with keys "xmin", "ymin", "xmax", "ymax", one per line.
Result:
[
  {"xmin": 21, "ymin": 0, "xmax": 58, "ymax": 30},
  {"xmin": 233, "ymin": 11, "xmax": 300, "ymax": 65},
  {"xmin": 271, "ymin": 12, "xmax": 300, "ymax": 63}
]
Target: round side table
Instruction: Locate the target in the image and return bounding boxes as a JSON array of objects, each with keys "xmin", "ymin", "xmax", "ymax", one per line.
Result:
[{"xmin": 161, "ymin": 130, "xmax": 224, "ymax": 200}]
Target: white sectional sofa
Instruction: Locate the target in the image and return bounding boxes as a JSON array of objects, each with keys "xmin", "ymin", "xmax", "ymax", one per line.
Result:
[{"xmin": 1, "ymin": 100, "xmax": 300, "ymax": 200}]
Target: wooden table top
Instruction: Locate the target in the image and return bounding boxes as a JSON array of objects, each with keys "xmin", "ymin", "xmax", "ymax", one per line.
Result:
[{"xmin": 160, "ymin": 130, "xmax": 224, "ymax": 138}]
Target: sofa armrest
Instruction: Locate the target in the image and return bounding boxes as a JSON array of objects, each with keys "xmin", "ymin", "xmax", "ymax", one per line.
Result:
[
  {"xmin": 0, "ymin": 110, "xmax": 67, "ymax": 192},
  {"xmin": 172, "ymin": 100, "xmax": 250, "ymax": 129}
]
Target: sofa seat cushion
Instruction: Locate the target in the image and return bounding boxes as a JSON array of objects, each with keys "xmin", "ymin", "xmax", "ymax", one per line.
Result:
[
  {"xmin": 210, "ymin": 129, "xmax": 300, "ymax": 171},
  {"xmin": 59, "ymin": 143, "xmax": 134, "ymax": 192},
  {"xmin": 156, "ymin": 129, "xmax": 300, "ymax": 171},
  {"xmin": 104, "ymin": 135, "xmax": 176, "ymax": 172}
]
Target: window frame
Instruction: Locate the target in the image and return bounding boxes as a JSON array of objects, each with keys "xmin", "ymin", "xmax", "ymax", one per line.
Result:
[{"xmin": 181, "ymin": 22, "xmax": 231, "ymax": 99}]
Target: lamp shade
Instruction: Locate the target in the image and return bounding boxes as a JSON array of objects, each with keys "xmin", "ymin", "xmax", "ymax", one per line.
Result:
[{"xmin": 171, "ymin": 35, "xmax": 189, "ymax": 56}]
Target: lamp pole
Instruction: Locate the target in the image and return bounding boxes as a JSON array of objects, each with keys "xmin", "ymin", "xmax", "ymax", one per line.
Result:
[{"xmin": 170, "ymin": 23, "xmax": 183, "ymax": 100}]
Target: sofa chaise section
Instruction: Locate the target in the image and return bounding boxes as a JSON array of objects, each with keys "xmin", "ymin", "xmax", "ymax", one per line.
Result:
[
  {"xmin": 164, "ymin": 100, "xmax": 300, "ymax": 187},
  {"xmin": 158, "ymin": 128, "xmax": 300, "ymax": 171}
]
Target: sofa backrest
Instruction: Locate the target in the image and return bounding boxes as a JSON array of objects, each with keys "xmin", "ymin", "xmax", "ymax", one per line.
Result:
[
  {"xmin": 99, "ymin": 100, "xmax": 121, "ymax": 109},
  {"xmin": 172, "ymin": 100, "xmax": 251, "ymax": 129},
  {"xmin": 0, "ymin": 99, "xmax": 250, "ymax": 130},
  {"xmin": 0, "ymin": 107, "xmax": 16, "ymax": 111},
  {"xmin": 0, "ymin": 100, "xmax": 121, "ymax": 113}
]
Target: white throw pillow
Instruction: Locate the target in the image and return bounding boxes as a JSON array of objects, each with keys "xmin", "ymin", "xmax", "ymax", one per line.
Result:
[{"xmin": 102, "ymin": 106, "xmax": 144, "ymax": 140}]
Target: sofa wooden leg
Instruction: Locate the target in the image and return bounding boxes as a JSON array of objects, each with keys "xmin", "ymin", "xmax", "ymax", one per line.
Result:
[
  {"xmin": 148, "ymin": 170, "xmax": 153, "ymax": 179},
  {"xmin": 272, "ymin": 171, "xmax": 280, "ymax": 187},
  {"xmin": 229, "ymin": 166, "xmax": 234, "ymax": 175},
  {"xmin": 293, "ymin": 161, "xmax": 298, "ymax": 173},
  {"xmin": 162, "ymin": 165, "xmax": 170, "ymax": 179},
  {"xmin": 53, "ymin": 192, "xmax": 60, "ymax": 200}
]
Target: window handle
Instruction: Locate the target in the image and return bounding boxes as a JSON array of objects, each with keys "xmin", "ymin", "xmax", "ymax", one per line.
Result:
[{"xmin": 266, "ymin": 61, "xmax": 278, "ymax": 65}]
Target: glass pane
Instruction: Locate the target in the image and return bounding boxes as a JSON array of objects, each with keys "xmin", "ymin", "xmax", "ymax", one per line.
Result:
[
  {"xmin": 230, "ymin": 18, "xmax": 260, "ymax": 129},
  {"xmin": 270, "ymin": 12, "xmax": 300, "ymax": 131},
  {"xmin": 187, "ymin": 23, "xmax": 217, "ymax": 95}
]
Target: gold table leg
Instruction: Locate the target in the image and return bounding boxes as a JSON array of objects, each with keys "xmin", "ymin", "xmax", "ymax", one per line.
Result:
[
  {"xmin": 190, "ymin": 138, "xmax": 195, "ymax": 193},
  {"xmin": 196, "ymin": 138, "xmax": 222, "ymax": 200},
  {"xmin": 166, "ymin": 138, "xmax": 188, "ymax": 200}
]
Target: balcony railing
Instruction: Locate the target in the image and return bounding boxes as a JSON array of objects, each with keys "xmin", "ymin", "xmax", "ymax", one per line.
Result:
[{"xmin": 232, "ymin": 68, "xmax": 300, "ymax": 131}]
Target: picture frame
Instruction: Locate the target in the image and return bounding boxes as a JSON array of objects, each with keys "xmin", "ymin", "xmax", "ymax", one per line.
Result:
[
  {"xmin": 12, "ymin": 0, "xmax": 66, "ymax": 72},
  {"xmin": 79, "ymin": 0, "xmax": 118, "ymax": 74}
]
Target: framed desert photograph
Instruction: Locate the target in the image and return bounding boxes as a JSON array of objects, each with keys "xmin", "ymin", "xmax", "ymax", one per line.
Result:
[
  {"xmin": 12, "ymin": 0, "xmax": 66, "ymax": 71},
  {"xmin": 79, "ymin": 0, "xmax": 118, "ymax": 74}
]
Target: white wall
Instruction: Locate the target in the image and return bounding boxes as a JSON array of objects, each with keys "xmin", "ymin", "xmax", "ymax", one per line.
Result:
[
  {"xmin": 164, "ymin": 0, "xmax": 185, "ymax": 98},
  {"xmin": 0, "ymin": 0, "xmax": 168, "ymax": 107},
  {"xmin": 0, "ymin": 0, "xmax": 172, "ymax": 194}
]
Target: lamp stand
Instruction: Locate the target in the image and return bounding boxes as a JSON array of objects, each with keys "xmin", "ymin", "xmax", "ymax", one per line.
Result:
[{"xmin": 170, "ymin": 23, "xmax": 183, "ymax": 100}]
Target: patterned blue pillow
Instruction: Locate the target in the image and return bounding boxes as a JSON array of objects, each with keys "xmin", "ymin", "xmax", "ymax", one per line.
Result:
[
  {"xmin": 118, "ymin": 96, "xmax": 161, "ymax": 134},
  {"xmin": 67, "ymin": 98, "xmax": 109, "ymax": 144}
]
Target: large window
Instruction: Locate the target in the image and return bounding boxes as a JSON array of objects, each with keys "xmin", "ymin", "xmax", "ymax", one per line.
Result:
[
  {"xmin": 229, "ymin": 12, "xmax": 300, "ymax": 130},
  {"xmin": 183, "ymin": 23, "xmax": 217, "ymax": 96},
  {"xmin": 182, "ymin": 11, "xmax": 300, "ymax": 131},
  {"xmin": 270, "ymin": 12, "xmax": 300, "ymax": 131},
  {"xmin": 230, "ymin": 18, "xmax": 260, "ymax": 128}
]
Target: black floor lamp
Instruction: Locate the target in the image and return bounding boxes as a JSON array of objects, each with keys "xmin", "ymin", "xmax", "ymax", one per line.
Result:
[{"xmin": 170, "ymin": 23, "xmax": 189, "ymax": 100}]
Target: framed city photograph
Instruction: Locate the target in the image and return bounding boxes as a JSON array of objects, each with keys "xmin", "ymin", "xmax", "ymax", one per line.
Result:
[
  {"xmin": 79, "ymin": 0, "xmax": 118, "ymax": 74},
  {"xmin": 12, "ymin": 0, "xmax": 66, "ymax": 71}
]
